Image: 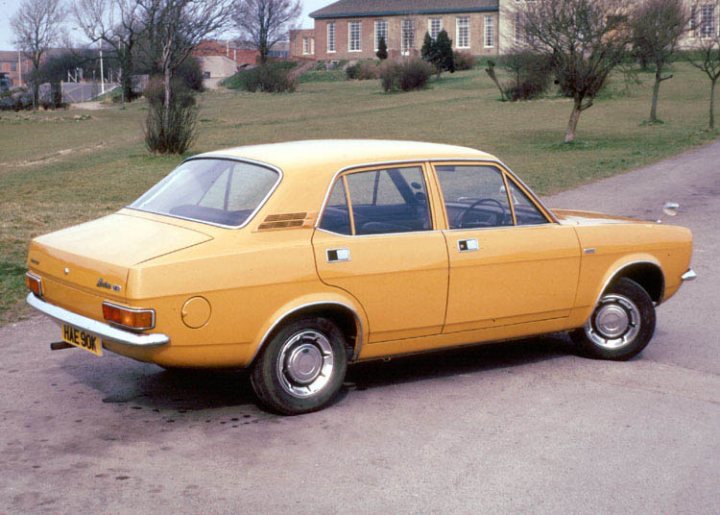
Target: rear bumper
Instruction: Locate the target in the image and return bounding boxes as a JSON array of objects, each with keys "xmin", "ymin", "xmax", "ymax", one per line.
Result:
[
  {"xmin": 681, "ymin": 268, "xmax": 697, "ymax": 282},
  {"xmin": 26, "ymin": 293, "xmax": 170, "ymax": 347}
]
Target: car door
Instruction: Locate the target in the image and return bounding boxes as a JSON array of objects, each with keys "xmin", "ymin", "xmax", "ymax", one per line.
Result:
[
  {"xmin": 312, "ymin": 164, "xmax": 449, "ymax": 343},
  {"xmin": 432, "ymin": 162, "xmax": 581, "ymax": 333}
]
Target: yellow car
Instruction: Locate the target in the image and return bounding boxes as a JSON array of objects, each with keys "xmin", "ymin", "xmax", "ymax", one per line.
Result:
[{"xmin": 26, "ymin": 140, "xmax": 695, "ymax": 414}]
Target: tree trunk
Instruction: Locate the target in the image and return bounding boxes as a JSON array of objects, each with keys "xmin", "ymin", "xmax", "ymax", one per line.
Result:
[
  {"xmin": 650, "ymin": 70, "xmax": 661, "ymax": 123},
  {"xmin": 565, "ymin": 99, "xmax": 583, "ymax": 143},
  {"xmin": 710, "ymin": 78, "xmax": 717, "ymax": 130},
  {"xmin": 163, "ymin": 67, "xmax": 172, "ymax": 133}
]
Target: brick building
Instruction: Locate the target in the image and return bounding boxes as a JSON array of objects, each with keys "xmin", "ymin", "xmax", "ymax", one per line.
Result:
[
  {"xmin": 0, "ymin": 51, "xmax": 31, "ymax": 88},
  {"xmin": 291, "ymin": 0, "xmax": 720, "ymax": 61}
]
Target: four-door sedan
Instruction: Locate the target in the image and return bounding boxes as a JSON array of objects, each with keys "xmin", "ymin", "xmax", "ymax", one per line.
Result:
[{"xmin": 26, "ymin": 140, "xmax": 695, "ymax": 414}]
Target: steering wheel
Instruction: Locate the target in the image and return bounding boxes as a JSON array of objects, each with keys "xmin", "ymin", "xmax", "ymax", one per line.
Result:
[{"xmin": 458, "ymin": 198, "xmax": 507, "ymax": 228}]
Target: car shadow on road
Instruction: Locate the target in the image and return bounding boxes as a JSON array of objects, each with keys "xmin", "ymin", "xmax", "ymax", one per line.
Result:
[
  {"xmin": 60, "ymin": 333, "xmax": 574, "ymax": 415},
  {"xmin": 343, "ymin": 333, "xmax": 574, "ymax": 393}
]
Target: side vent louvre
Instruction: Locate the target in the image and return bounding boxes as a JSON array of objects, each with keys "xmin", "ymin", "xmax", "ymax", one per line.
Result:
[{"xmin": 257, "ymin": 212, "xmax": 316, "ymax": 231}]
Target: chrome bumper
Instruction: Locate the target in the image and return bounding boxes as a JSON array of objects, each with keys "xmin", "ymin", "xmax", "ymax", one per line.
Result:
[
  {"xmin": 681, "ymin": 268, "xmax": 697, "ymax": 282},
  {"xmin": 26, "ymin": 293, "xmax": 169, "ymax": 347}
]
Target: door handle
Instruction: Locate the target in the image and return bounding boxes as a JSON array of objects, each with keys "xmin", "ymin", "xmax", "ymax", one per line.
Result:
[
  {"xmin": 327, "ymin": 248, "xmax": 351, "ymax": 262},
  {"xmin": 457, "ymin": 239, "xmax": 479, "ymax": 252}
]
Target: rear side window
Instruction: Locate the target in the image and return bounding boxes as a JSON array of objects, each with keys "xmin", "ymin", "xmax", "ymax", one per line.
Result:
[
  {"xmin": 346, "ymin": 167, "xmax": 431, "ymax": 235},
  {"xmin": 319, "ymin": 179, "xmax": 352, "ymax": 235},
  {"xmin": 319, "ymin": 166, "xmax": 432, "ymax": 236},
  {"xmin": 130, "ymin": 159, "xmax": 279, "ymax": 227}
]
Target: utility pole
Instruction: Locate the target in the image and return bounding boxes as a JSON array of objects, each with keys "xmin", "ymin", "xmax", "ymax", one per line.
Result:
[{"xmin": 99, "ymin": 43, "xmax": 105, "ymax": 94}]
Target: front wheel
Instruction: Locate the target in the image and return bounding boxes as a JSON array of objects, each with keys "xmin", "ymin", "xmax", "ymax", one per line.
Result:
[
  {"xmin": 571, "ymin": 278, "xmax": 656, "ymax": 361},
  {"xmin": 250, "ymin": 317, "xmax": 348, "ymax": 415}
]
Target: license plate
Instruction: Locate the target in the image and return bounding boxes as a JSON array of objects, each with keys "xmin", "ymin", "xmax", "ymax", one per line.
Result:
[{"xmin": 61, "ymin": 323, "xmax": 103, "ymax": 356}]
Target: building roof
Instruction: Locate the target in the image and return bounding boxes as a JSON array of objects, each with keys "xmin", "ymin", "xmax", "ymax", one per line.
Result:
[{"xmin": 310, "ymin": 0, "xmax": 499, "ymax": 19}]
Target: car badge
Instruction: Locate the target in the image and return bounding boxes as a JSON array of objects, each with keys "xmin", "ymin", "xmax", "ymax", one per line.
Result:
[{"xmin": 97, "ymin": 278, "xmax": 122, "ymax": 292}]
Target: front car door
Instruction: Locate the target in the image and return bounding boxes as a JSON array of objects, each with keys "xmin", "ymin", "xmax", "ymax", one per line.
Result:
[
  {"xmin": 432, "ymin": 162, "xmax": 581, "ymax": 333},
  {"xmin": 312, "ymin": 164, "xmax": 448, "ymax": 343}
]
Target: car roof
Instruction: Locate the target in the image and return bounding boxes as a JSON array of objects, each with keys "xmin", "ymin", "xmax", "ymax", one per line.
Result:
[{"xmin": 196, "ymin": 139, "xmax": 497, "ymax": 174}]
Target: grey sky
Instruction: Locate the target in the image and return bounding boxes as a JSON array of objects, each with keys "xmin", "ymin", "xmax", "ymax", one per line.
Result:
[{"xmin": 0, "ymin": 0, "xmax": 328, "ymax": 50}]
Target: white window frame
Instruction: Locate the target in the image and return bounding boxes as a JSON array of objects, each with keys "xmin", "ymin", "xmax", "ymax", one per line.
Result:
[
  {"xmin": 484, "ymin": 15, "xmax": 494, "ymax": 48},
  {"xmin": 302, "ymin": 37, "xmax": 310, "ymax": 55},
  {"xmin": 374, "ymin": 20, "xmax": 388, "ymax": 51},
  {"xmin": 428, "ymin": 18, "xmax": 443, "ymax": 40},
  {"xmin": 701, "ymin": 4, "xmax": 717, "ymax": 38},
  {"xmin": 349, "ymin": 21, "xmax": 362, "ymax": 52},
  {"xmin": 456, "ymin": 17, "xmax": 470, "ymax": 49},
  {"xmin": 514, "ymin": 12, "xmax": 524, "ymax": 44},
  {"xmin": 327, "ymin": 22, "xmax": 336, "ymax": 53},
  {"xmin": 401, "ymin": 19, "xmax": 415, "ymax": 55}
]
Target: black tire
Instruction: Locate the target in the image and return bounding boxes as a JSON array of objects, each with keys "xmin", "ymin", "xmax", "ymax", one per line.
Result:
[
  {"xmin": 571, "ymin": 277, "xmax": 656, "ymax": 361},
  {"xmin": 250, "ymin": 317, "xmax": 348, "ymax": 415}
]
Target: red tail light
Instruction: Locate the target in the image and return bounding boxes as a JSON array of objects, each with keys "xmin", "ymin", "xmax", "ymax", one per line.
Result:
[
  {"xmin": 25, "ymin": 272, "xmax": 43, "ymax": 297},
  {"xmin": 102, "ymin": 302, "xmax": 155, "ymax": 331}
]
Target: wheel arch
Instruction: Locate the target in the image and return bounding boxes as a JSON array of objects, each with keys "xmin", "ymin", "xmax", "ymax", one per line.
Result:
[
  {"xmin": 250, "ymin": 296, "xmax": 367, "ymax": 366},
  {"xmin": 598, "ymin": 258, "xmax": 665, "ymax": 306}
]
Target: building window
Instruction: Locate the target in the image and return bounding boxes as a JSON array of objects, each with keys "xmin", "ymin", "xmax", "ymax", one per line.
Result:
[
  {"xmin": 484, "ymin": 15, "xmax": 494, "ymax": 48},
  {"xmin": 401, "ymin": 19, "xmax": 415, "ymax": 55},
  {"xmin": 456, "ymin": 17, "xmax": 470, "ymax": 48},
  {"xmin": 302, "ymin": 37, "xmax": 312, "ymax": 55},
  {"xmin": 701, "ymin": 4, "xmax": 716, "ymax": 37},
  {"xmin": 327, "ymin": 22, "xmax": 336, "ymax": 53},
  {"xmin": 349, "ymin": 21, "xmax": 362, "ymax": 52},
  {"xmin": 428, "ymin": 18, "xmax": 442, "ymax": 40},
  {"xmin": 374, "ymin": 20, "xmax": 388, "ymax": 51},
  {"xmin": 10, "ymin": 62, "xmax": 17, "ymax": 72}
]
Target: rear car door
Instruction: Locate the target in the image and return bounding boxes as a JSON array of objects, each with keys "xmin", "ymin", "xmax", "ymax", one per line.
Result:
[
  {"xmin": 312, "ymin": 164, "xmax": 449, "ymax": 343},
  {"xmin": 433, "ymin": 162, "xmax": 581, "ymax": 333}
]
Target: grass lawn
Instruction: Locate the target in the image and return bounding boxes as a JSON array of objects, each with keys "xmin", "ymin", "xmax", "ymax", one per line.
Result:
[{"xmin": 0, "ymin": 62, "xmax": 716, "ymax": 323}]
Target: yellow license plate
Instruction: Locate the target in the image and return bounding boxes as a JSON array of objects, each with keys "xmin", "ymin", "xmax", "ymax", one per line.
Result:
[{"xmin": 61, "ymin": 323, "xmax": 103, "ymax": 356}]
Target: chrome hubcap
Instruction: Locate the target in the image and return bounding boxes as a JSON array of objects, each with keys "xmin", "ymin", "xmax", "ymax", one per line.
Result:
[
  {"xmin": 277, "ymin": 330, "xmax": 334, "ymax": 398},
  {"xmin": 585, "ymin": 294, "xmax": 641, "ymax": 350}
]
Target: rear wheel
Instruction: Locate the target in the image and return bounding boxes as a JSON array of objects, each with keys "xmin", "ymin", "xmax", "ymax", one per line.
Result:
[
  {"xmin": 571, "ymin": 278, "xmax": 656, "ymax": 361},
  {"xmin": 250, "ymin": 317, "xmax": 348, "ymax": 415}
]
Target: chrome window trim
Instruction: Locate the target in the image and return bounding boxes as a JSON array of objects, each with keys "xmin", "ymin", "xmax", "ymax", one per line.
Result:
[
  {"xmin": 102, "ymin": 300, "xmax": 156, "ymax": 331},
  {"xmin": 315, "ymin": 157, "xmax": 558, "ymax": 234},
  {"xmin": 26, "ymin": 293, "xmax": 169, "ymax": 347},
  {"xmin": 125, "ymin": 156, "xmax": 284, "ymax": 230},
  {"xmin": 251, "ymin": 301, "xmax": 366, "ymax": 363}
]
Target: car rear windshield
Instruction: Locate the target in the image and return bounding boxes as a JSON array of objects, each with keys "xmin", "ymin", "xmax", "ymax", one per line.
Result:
[{"xmin": 130, "ymin": 158, "xmax": 280, "ymax": 227}]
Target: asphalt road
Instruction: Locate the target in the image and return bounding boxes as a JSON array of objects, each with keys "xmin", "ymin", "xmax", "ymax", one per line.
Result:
[{"xmin": 2, "ymin": 142, "xmax": 719, "ymax": 513}]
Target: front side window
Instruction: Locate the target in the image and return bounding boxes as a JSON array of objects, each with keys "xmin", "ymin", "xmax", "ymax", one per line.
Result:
[
  {"xmin": 349, "ymin": 21, "xmax": 362, "ymax": 51},
  {"xmin": 402, "ymin": 19, "xmax": 415, "ymax": 54},
  {"xmin": 436, "ymin": 165, "xmax": 512, "ymax": 229},
  {"xmin": 374, "ymin": 20, "xmax": 388, "ymax": 51},
  {"xmin": 507, "ymin": 181, "xmax": 549, "ymax": 225},
  {"xmin": 429, "ymin": 18, "xmax": 442, "ymax": 39},
  {"xmin": 130, "ymin": 159, "xmax": 279, "ymax": 227},
  {"xmin": 456, "ymin": 17, "xmax": 470, "ymax": 48},
  {"xmin": 327, "ymin": 22, "xmax": 336, "ymax": 52},
  {"xmin": 484, "ymin": 15, "xmax": 494, "ymax": 48}
]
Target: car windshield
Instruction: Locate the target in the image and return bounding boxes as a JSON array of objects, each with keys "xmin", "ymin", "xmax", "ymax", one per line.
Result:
[{"xmin": 130, "ymin": 158, "xmax": 280, "ymax": 227}]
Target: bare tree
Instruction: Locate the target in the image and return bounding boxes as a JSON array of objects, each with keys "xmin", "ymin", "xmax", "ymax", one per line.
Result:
[
  {"xmin": 11, "ymin": 0, "xmax": 66, "ymax": 109},
  {"xmin": 137, "ymin": 0, "xmax": 233, "ymax": 153},
  {"xmin": 630, "ymin": 0, "xmax": 689, "ymax": 123},
  {"xmin": 72, "ymin": 0, "xmax": 143, "ymax": 104},
  {"xmin": 513, "ymin": 0, "xmax": 631, "ymax": 143},
  {"xmin": 687, "ymin": 32, "xmax": 720, "ymax": 129},
  {"xmin": 234, "ymin": 0, "xmax": 301, "ymax": 64}
]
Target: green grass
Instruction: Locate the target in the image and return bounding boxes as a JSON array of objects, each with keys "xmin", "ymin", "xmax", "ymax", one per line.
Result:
[{"xmin": 0, "ymin": 62, "xmax": 716, "ymax": 323}]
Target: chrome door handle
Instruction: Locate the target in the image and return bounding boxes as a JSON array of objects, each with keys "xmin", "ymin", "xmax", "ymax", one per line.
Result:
[
  {"xmin": 327, "ymin": 248, "xmax": 351, "ymax": 262},
  {"xmin": 457, "ymin": 239, "xmax": 479, "ymax": 252}
]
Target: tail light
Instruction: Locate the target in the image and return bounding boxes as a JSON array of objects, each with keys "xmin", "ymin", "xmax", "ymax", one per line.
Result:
[
  {"xmin": 102, "ymin": 302, "xmax": 155, "ymax": 331},
  {"xmin": 25, "ymin": 272, "xmax": 43, "ymax": 297}
]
